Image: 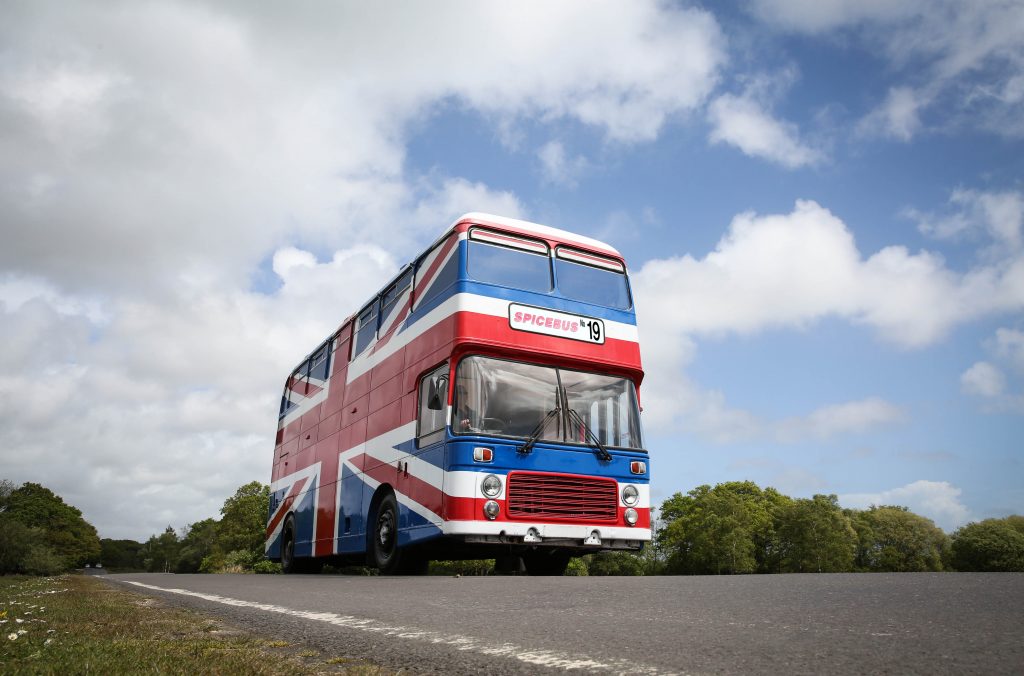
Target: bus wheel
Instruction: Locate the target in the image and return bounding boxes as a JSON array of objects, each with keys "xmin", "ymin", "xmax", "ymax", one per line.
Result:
[
  {"xmin": 523, "ymin": 550, "xmax": 571, "ymax": 576},
  {"xmin": 281, "ymin": 516, "xmax": 298, "ymax": 574},
  {"xmin": 370, "ymin": 493, "xmax": 402, "ymax": 574}
]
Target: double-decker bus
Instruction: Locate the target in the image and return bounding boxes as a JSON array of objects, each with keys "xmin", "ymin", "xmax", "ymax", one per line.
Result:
[{"xmin": 266, "ymin": 213, "xmax": 649, "ymax": 575}]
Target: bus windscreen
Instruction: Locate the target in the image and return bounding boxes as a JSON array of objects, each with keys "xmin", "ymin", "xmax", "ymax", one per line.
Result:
[{"xmin": 455, "ymin": 355, "xmax": 644, "ymax": 450}]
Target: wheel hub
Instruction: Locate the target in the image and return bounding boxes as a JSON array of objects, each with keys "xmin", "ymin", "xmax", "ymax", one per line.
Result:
[{"xmin": 378, "ymin": 512, "xmax": 394, "ymax": 548}]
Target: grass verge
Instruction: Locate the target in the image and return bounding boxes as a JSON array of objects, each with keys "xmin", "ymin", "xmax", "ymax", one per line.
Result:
[{"xmin": 0, "ymin": 574, "xmax": 389, "ymax": 674}]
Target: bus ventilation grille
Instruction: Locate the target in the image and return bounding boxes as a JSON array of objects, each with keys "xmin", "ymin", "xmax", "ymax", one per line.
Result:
[{"xmin": 506, "ymin": 472, "xmax": 618, "ymax": 521}]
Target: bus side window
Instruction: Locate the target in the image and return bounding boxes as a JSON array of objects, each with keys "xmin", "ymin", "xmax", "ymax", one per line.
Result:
[
  {"xmin": 280, "ymin": 363, "xmax": 306, "ymax": 418},
  {"xmin": 352, "ymin": 300, "xmax": 379, "ymax": 358},
  {"xmin": 417, "ymin": 364, "xmax": 448, "ymax": 446},
  {"xmin": 379, "ymin": 268, "xmax": 413, "ymax": 333},
  {"xmin": 309, "ymin": 340, "xmax": 331, "ymax": 382}
]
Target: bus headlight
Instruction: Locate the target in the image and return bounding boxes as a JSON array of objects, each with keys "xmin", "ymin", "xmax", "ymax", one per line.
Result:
[
  {"xmin": 621, "ymin": 484, "xmax": 639, "ymax": 506},
  {"xmin": 624, "ymin": 508, "xmax": 638, "ymax": 526},
  {"xmin": 481, "ymin": 474, "xmax": 502, "ymax": 498},
  {"xmin": 483, "ymin": 500, "xmax": 500, "ymax": 520}
]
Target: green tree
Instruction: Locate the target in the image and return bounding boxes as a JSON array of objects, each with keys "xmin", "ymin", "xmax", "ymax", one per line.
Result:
[
  {"xmin": 849, "ymin": 506, "xmax": 949, "ymax": 572},
  {"xmin": 143, "ymin": 526, "xmax": 181, "ymax": 572},
  {"xmin": 951, "ymin": 517, "xmax": 1024, "ymax": 571},
  {"xmin": 0, "ymin": 514, "xmax": 35, "ymax": 574},
  {"xmin": 3, "ymin": 482, "xmax": 100, "ymax": 568},
  {"xmin": 659, "ymin": 482, "xmax": 782, "ymax": 574},
  {"xmin": 218, "ymin": 481, "xmax": 270, "ymax": 556},
  {"xmin": 776, "ymin": 494, "xmax": 856, "ymax": 573},
  {"xmin": 0, "ymin": 478, "xmax": 14, "ymax": 507},
  {"xmin": 100, "ymin": 538, "xmax": 146, "ymax": 570},
  {"xmin": 175, "ymin": 519, "xmax": 221, "ymax": 573},
  {"xmin": 585, "ymin": 551, "xmax": 645, "ymax": 575}
]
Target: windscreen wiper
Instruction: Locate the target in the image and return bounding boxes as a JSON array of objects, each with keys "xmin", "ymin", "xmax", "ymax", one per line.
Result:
[
  {"xmin": 565, "ymin": 407, "xmax": 613, "ymax": 462},
  {"xmin": 517, "ymin": 406, "xmax": 560, "ymax": 455}
]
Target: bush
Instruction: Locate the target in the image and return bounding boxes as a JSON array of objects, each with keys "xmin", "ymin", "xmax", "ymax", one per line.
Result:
[
  {"xmin": 199, "ymin": 552, "xmax": 226, "ymax": 573},
  {"xmin": 429, "ymin": 559, "xmax": 494, "ymax": 576},
  {"xmin": 585, "ymin": 551, "xmax": 644, "ymax": 575},
  {"xmin": 951, "ymin": 518, "xmax": 1024, "ymax": 571},
  {"xmin": 252, "ymin": 559, "xmax": 282, "ymax": 574},
  {"xmin": 22, "ymin": 544, "xmax": 67, "ymax": 576},
  {"xmin": 0, "ymin": 515, "xmax": 34, "ymax": 574},
  {"xmin": 0, "ymin": 516, "xmax": 68, "ymax": 576},
  {"xmin": 565, "ymin": 557, "xmax": 589, "ymax": 576}
]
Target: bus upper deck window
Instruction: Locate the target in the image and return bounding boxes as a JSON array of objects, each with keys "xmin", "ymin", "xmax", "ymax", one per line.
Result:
[
  {"xmin": 353, "ymin": 300, "xmax": 379, "ymax": 358},
  {"xmin": 468, "ymin": 228, "xmax": 552, "ymax": 293},
  {"xmin": 554, "ymin": 247, "xmax": 631, "ymax": 310},
  {"xmin": 380, "ymin": 268, "xmax": 413, "ymax": 329}
]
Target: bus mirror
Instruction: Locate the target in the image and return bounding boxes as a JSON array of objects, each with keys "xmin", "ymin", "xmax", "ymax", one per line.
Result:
[{"xmin": 427, "ymin": 375, "xmax": 448, "ymax": 410}]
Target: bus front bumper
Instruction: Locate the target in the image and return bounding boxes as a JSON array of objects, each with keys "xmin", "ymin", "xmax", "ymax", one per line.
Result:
[{"xmin": 443, "ymin": 520, "xmax": 650, "ymax": 550}]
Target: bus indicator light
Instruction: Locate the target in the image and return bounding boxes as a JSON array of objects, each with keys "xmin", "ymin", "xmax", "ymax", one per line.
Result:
[
  {"xmin": 630, "ymin": 461, "xmax": 647, "ymax": 475},
  {"xmin": 473, "ymin": 447, "xmax": 493, "ymax": 463}
]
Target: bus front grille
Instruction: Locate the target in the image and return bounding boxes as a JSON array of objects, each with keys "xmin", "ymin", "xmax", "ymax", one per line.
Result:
[{"xmin": 506, "ymin": 472, "xmax": 618, "ymax": 521}]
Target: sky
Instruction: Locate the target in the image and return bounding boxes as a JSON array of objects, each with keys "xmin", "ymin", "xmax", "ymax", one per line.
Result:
[{"xmin": 1, "ymin": 1, "xmax": 1022, "ymax": 540}]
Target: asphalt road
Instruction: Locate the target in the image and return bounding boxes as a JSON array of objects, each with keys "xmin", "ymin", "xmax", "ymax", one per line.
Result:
[{"xmin": 105, "ymin": 572, "xmax": 1024, "ymax": 675}]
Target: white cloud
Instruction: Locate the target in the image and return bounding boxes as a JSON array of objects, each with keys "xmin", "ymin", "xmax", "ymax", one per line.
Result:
[
  {"xmin": 633, "ymin": 196, "xmax": 1024, "ymax": 438},
  {"xmin": 749, "ymin": 0, "xmax": 924, "ymax": 33},
  {"xmin": 634, "ymin": 199, "xmax": 1024, "ymax": 348},
  {"xmin": 775, "ymin": 398, "xmax": 906, "ymax": 442},
  {"xmin": 663, "ymin": 390, "xmax": 904, "ymax": 445},
  {"xmin": 840, "ymin": 480, "xmax": 971, "ymax": 531},
  {"xmin": 537, "ymin": 141, "xmax": 589, "ymax": 187},
  {"xmin": 0, "ymin": 2, "xmax": 727, "ymax": 539},
  {"xmin": 0, "ymin": 245, "xmax": 399, "ymax": 539},
  {"xmin": 960, "ymin": 361, "xmax": 1006, "ymax": 398},
  {"xmin": 993, "ymin": 328, "xmax": 1024, "ymax": 374},
  {"xmin": 858, "ymin": 87, "xmax": 928, "ymax": 141},
  {"xmin": 750, "ymin": 0, "xmax": 1024, "ymax": 138},
  {"xmin": 707, "ymin": 93, "xmax": 823, "ymax": 168},
  {"xmin": 0, "ymin": 1, "xmax": 725, "ymax": 293},
  {"xmin": 962, "ymin": 328, "xmax": 1024, "ymax": 414},
  {"xmin": 910, "ymin": 188, "xmax": 1024, "ymax": 251}
]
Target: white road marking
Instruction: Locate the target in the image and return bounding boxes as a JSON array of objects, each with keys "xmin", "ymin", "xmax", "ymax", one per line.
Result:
[{"xmin": 120, "ymin": 580, "xmax": 668, "ymax": 674}]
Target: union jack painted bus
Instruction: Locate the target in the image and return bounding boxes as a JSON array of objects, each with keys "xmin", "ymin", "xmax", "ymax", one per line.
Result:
[{"xmin": 266, "ymin": 213, "xmax": 649, "ymax": 575}]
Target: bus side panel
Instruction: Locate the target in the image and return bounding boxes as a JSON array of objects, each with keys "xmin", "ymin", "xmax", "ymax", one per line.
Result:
[
  {"xmin": 337, "ymin": 462, "xmax": 365, "ymax": 554},
  {"xmin": 291, "ymin": 482, "xmax": 318, "ymax": 557},
  {"xmin": 396, "ymin": 504, "xmax": 443, "ymax": 548}
]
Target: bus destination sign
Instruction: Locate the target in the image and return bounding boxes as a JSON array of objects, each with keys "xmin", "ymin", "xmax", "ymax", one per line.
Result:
[{"xmin": 508, "ymin": 303, "xmax": 605, "ymax": 344}]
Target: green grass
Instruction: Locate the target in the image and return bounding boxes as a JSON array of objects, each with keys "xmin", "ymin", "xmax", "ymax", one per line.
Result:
[{"xmin": 0, "ymin": 575, "xmax": 390, "ymax": 674}]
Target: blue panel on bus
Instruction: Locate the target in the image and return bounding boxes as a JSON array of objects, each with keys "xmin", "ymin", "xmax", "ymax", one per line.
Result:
[
  {"xmin": 458, "ymin": 279, "xmax": 637, "ymax": 324},
  {"xmin": 396, "ymin": 502, "xmax": 442, "ymax": 547},
  {"xmin": 291, "ymin": 485, "xmax": 317, "ymax": 557},
  {"xmin": 265, "ymin": 530, "xmax": 282, "ymax": 560},
  {"xmin": 445, "ymin": 439, "xmax": 649, "ymax": 484},
  {"xmin": 337, "ymin": 464, "xmax": 367, "ymax": 555}
]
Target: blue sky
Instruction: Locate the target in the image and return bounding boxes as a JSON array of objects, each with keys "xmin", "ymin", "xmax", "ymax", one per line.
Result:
[{"xmin": 1, "ymin": 2, "xmax": 1021, "ymax": 537}]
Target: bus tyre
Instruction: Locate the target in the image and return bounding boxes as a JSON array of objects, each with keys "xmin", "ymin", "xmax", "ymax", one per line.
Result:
[
  {"xmin": 523, "ymin": 550, "xmax": 571, "ymax": 576},
  {"xmin": 281, "ymin": 516, "xmax": 298, "ymax": 574},
  {"xmin": 371, "ymin": 492, "xmax": 404, "ymax": 574}
]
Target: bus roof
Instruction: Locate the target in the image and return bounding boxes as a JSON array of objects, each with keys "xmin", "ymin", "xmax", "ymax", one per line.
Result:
[{"xmin": 451, "ymin": 213, "xmax": 623, "ymax": 258}]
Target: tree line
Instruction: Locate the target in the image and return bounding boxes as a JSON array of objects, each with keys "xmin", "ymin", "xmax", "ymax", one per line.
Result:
[
  {"xmin": 102, "ymin": 481, "xmax": 276, "ymax": 574},
  {"xmin": 3, "ymin": 477, "xmax": 1023, "ymax": 575},
  {"xmin": 0, "ymin": 480, "xmax": 101, "ymax": 575},
  {"xmin": 652, "ymin": 481, "xmax": 1024, "ymax": 574}
]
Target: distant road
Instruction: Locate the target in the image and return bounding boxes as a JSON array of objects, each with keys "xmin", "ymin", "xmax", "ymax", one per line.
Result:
[{"xmin": 106, "ymin": 572, "xmax": 1024, "ymax": 674}]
